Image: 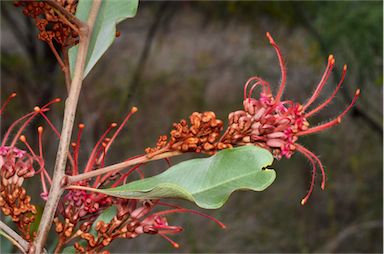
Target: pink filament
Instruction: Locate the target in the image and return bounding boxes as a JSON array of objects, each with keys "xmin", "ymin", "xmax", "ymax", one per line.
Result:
[
  {"xmin": 296, "ymin": 143, "xmax": 326, "ymax": 192},
  {"xmin": 244, "ymin": 76, "xmax": 270, "ymax": 100},
  {"xmin": 0, "ymin": 92, "xmax": 16, "ymax": 116},
  {"xmin": 303, "ymin": 56, "xmax": 335, "ymax": 111},
  {"xmin": 154, "ymin": 207, "xmax": 226, "ymax": 229},
  {"xmin": 73, "ymin": 124, "xmax": 85, "ymax": 176},
  {"xmin": 296, "ymin": 145, "xmax": 318, "ymax": 205},
  {"xmin": 159, "ymin": 233, "xmax": 180, "ymax": 248},
  {"xmin": 38, "ymin": 111, "xmax": 75, "ymax": 168},
  {"xmin": 97, "ymin": 108, "xmax": 138, "ymax": 165},
  {"xmin": 306, "ymin": 64, "xmax": 347, "ymax": 117},
  {"xmin": 266, "ymin": 32, "xmax": 286, "ymax": 103},
  {"xmin": 298, "ymin": 89, "xmax": 360, "ymax": 136},
  {"xmin": 110, "ymin": 164, "xmax": 143, "ymax": 187},
  {"xmin": 83, "ymin": 123, "xmax": 117, "ymax": 173}
]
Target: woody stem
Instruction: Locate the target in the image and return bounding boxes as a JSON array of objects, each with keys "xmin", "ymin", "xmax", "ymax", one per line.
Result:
[{"xmin": 33, "ymin": 1, "xmax": 102, "ymax": 253}]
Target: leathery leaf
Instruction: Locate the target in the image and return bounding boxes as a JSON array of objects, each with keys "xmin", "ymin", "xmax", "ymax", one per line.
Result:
[{"xmin": 92, "ymin": 146, "xmax": 276, "ymax": 209}]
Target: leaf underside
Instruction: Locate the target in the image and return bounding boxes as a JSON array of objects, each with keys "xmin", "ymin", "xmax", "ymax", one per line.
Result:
[
  {"xmin": 69, "ymin": 0, "xmax": 139, "ymax": 78},
  {"xmin": 92, "ymin": 146, "xmax": 276, "ymax": 209}
]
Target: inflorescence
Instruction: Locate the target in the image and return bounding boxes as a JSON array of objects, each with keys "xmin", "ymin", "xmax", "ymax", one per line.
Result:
[{"xmin": 146, "ymin": 32, "xmax": 359, "ymax": 205}]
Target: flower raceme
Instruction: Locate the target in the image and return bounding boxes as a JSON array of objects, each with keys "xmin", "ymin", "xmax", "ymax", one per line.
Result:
[
  {"xmin": 222, "ymin": 33, "xmax": 359, "ymax": 205},
  {"xmin": 0, "ymin": 94, "xmax": 61, "ymax": 240},
  {"xmin": 147, "ymin": 32, "xmax": 359, "ymax": 205}
]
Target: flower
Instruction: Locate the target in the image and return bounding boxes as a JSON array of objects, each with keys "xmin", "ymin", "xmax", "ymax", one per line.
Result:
[
  {"xmin": 221, "ymin": 32, "xmax": 360, "ymax": 205},
  {"xmin": 0, "ymin": 93, "xmax": 60, "ymax": 240},
  {"xmin": 147, "ymin": 32, "xmax": 359, "ymax": 205}
]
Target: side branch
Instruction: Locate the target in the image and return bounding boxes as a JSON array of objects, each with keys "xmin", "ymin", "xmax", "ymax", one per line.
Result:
[
  {"xmin": 45, "ymin": 0, "xmax": 83, "ymax": 30},
  {"xmin": 0, "ymin": 220, "xmax": 28, "ymax": 253},
  {"xmin": 67, "ymin": 151, "xmax": 182, "ymax": 184}
]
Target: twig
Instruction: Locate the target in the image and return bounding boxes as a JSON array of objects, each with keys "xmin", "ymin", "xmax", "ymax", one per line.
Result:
[
  {"xmin": 62, "ymin": 46, "xmax": 72, "ymax": 92},
  {"xmin": 45, "ymin": 0, "xmax": 83, "ymax": 30},
  {"xmin": 33, "ymin": 1, "xmax": 102, "ymax": 253},
  {"xmin": 67, "ymin": 151, "xmax": 182, "ymax": 184},
  {"xmin": 47, "ymin": 41, "xmax": 66, "ymax": 70},
  {"xmin": 0, "ymin": 220, "xmax": 28, "ymax": 254}
]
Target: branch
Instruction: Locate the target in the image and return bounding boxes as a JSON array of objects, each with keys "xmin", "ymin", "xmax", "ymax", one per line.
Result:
[
  {"xmin": 45, "ymin": 0, "xmax": 83, "ymax": 30},
  {"xmin": 33, "ymin": 1, "xmax": 102, "ymax": 253},
  {"xmin": 0, "ymin": 220, "xmax": 28, "ymax": 254},
  {"xmin": 67, "ymin": 151, "xmax": 182, "ymax": 184}
]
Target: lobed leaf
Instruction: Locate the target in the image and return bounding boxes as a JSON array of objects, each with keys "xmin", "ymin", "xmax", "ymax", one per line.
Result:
[{"xmin": 88, "ymin": 146, "xmax": 276, "ymax": 209}]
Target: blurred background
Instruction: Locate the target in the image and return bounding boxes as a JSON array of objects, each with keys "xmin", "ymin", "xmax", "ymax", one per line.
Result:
[{"xmin": 1, "ymin": 1, "xmax": 383, "ymax": 253}]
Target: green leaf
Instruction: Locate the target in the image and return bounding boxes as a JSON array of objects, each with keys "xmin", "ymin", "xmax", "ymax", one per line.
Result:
[
  {"xmin": 29, "ymin": 205, "xmax": 43, "ymax": 237},
  {"xmin": 60, "ymin": 206, "xmax": 117, "ymax": 253},
  {"xmin": 0, "ymin": 230, "xmax": 13, "ymax": 253},
  {"xmin": 69, "ymin": 0, "xmax": 139, "ymax": 78},
  {"xmin": 61, "ymin": 246, "xmax": 75, "ymax": 254},
  {"xmin": 89, "ymin": 206, "xmax": 117, "ymax": 236},
  {"xmin": 90, "ymin": 146, "xmax": 276, "ymax": 209}
]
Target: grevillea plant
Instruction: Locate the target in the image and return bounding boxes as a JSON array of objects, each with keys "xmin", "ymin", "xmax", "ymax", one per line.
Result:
[{"xmin": 0, "ymin": 1, "xmax": 360, "ymax": 253}]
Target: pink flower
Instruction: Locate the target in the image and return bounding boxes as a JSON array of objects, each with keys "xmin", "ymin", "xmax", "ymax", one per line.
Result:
[{"xmin": 225, "ymin": 32, "xmax": 360, "ymax": 205}]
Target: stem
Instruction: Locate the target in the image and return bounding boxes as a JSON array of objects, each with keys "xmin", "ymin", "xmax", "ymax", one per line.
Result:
[
  {"xmin": 67, "ymin": 151, "xmax": 181, "ymax": 184},
  {"xmin": 0, "ymin": 220, "xmax": 28, "ymax": 253},
  {"xmin": 63, "ymin": 47, "xmax": 72, "ymax": 92},
  {"xmin": 45, "ymin": 0, "xmax": 83, "ymax": 30},
  {"xmin": 47, "ymin": 41, "xmax": 66, "ymax": 71},
  {"xmin": 33, "ymin": 1, "xmax": 102, "ymax": 253},
  {"xmin": 53, "ymin": 238, "xmax": 65, "ymax": 254}
]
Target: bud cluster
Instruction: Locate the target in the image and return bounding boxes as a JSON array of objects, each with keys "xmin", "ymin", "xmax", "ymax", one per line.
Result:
[
  {"xmin": 14, "ymin": 0, "xmax": 79, "ymax": 47},
  {"xmin": 54, "ymin": 188, "xmax": 114, "ymax": 247},
  {"xmin": 221, "ymin": 98, "xmax": 307, "ymax": 159},
  {"xmin": 0, "ymin": 146, "xmax": 37, "ymax": 240},
  {"xmin": 66, "ymin": 200, "xmax": 182, "ymax": 252},
  {"xmin": 146, "ymin": 111, "xmax": 232, "ymax": 155}
]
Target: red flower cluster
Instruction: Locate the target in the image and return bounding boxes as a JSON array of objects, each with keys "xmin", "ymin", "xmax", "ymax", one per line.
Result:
[
  {"xmin": 147, "ymin": 32, "xmax": 359, "ymax": 205},
  {"xmin": 221, "ymin": 32, "xmax": 359, "ymax": 204},
  {"xmin": 0, "ymin": 94, "xmax": 62, "ymax": 240}
]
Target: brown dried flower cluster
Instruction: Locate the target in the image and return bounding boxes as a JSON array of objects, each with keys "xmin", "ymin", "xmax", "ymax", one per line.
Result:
[
  {"xmin": 0, "ymin": 147, "xmax": 37, "ymax": 241},
  {"xmin": 14, "ymin": 0, "xmax": 79, "ymax": 47},
  {"xmin": 57, "ymin": 200, "xmax": 182, "ymax": 253},
  {"xmin": 146, "ymin": 111, "xmax": 232, "ymax": 155},
  {"xmin": 54, "ymin": 188, "xmax": 114, "ymax": 251}
]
